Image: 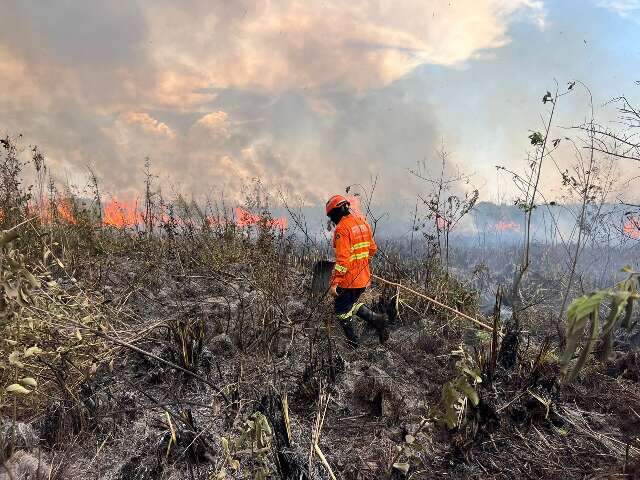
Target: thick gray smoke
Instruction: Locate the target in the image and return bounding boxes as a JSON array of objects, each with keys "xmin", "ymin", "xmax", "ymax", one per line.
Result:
[
  {"xmin": 0, "ymin": 0, "xmax": 548, "ymax": 203},
  {"xmin": 1, "ymin": 1, "xmax": 638, "ymax": 209}
]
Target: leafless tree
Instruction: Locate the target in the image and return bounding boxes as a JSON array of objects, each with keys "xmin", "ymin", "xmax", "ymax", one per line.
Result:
[{"xmin": 411, "ymin": 143, "xmax": 478, "ymax": 271}]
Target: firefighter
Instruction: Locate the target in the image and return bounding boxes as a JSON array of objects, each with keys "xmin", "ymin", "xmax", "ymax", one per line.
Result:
[{"xmin": 326, "ymin": 194, "xmax": 389, "ymax": 347}]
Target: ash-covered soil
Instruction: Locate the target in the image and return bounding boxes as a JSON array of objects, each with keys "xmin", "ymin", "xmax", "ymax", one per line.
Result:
[{"xmin": 3, "ymin": 251, "xmax": 639, "ymax": 480}]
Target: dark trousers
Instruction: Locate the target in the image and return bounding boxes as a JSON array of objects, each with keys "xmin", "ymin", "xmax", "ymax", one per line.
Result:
[{"xmin": 334, "ymin": 287, "xmax": 366, "ymax": 321}]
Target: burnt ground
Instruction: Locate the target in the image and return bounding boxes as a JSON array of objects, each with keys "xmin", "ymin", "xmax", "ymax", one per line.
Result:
[{"xmin": 2, "ymin": 248, "xmax": 640, "ymax": 480}]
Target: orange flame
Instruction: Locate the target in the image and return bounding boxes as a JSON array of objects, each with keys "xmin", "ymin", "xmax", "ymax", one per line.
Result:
[
  {"xmin": 24, "ymin": 199, "xmax": 77, "ymax": 224},
  {"xmin": 624, "ymin": 217, "xmax": 640, "ymax": 239},
  {"xmin": 103, "ymin": 199, "xmax": 141, "ymax": 228},
  {"xmin": 4, "ymin": 199, "xmax": 288, "ymax": 232},
  {"xmin": 234, "ymin": 207, "xmax": 287, "ymax": 231},
  {"xmin": 495, "ymin": 220, "xmax": 520, "ymax": 232},
  {"xmin": 57, "ymin": 199, "xmax": 76, "ymax": 223}
]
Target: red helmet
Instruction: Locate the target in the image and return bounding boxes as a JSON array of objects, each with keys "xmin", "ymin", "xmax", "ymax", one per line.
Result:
[{"xmin": 325, "ymin": 194, "xmax": 349, "ymax": 215}]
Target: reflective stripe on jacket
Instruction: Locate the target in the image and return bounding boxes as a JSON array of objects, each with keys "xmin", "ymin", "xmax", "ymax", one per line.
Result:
[{"xmin": 330, "ymin": 213, "xmax": 377, "ymax": 289}]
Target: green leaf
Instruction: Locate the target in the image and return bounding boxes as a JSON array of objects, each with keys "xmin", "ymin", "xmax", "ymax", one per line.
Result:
[
  {"xmin": 528, "ymin": 132, "xmax": 544, "ymax": 146},
  {"xmin": 440, "ymin": 382, "xmax": 461, "ymax": 429},
  {"xmin": 623, "ymin": 299, "xmax": 635, "ymax": 330},
  {"xmin": 560, "ymin": 292, "xmax": 607, "ymax": 375},
  {"xmin": 221, "ymin": 437, "xmax": 230, "ymax": 456},
  {"xmin": 462, "ymin": 367, "xmax": 482, "ymax": 383},
  {"xmin": 600, "ymin": 292, "xmax": 634, "ymax": 360},
  {"xmin": 457, "ymin": 379, "xmax": 479, "ymax": 406}
]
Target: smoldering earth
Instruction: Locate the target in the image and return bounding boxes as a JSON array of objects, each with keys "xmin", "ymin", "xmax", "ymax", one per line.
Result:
[{"xmin": 1, "ymin": 202, "xmax": 640, "ymax": 479}]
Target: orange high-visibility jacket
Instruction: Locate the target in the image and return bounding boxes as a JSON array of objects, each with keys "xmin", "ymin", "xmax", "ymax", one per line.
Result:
[{"xmin": 330, "ymin": 213, "xmax": 377, "ymax": 289}]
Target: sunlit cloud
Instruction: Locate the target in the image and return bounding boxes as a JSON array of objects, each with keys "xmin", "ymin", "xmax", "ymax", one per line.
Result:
[
  {"xmin": 195, "ymin": 111, "xmax": 230, "ymax": 133},
  {"xmin": 0, "ymin": 0, "xmax": 634, "ymax": 207},
  {"xmin": 145, "ymin": 0, "xmax": 546, "ymax": 92},
  {"xmin": 122, "ymin": 112, "xmax": 175, "ymax": 139},
  {"xmin": 153, "ymin": 70, "xmax": 217, "ymax": 110},
  {"xmin": 596, "ymin": 0, "xmax": 640, "ymax": 19},
  {"xmin": 0, "ymin": 48, "xmax": 40, "ymax": 106}
]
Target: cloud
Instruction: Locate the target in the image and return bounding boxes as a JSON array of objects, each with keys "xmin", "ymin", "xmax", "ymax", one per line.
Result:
[
  {"xmin": 145, "ymin": 0, "xmax": 546, "ymax": 92},
  {"xmin": 195, "ymin": 111, "xmax": 230, "ymax": 132},
  {"xmin": 0, "ymin": 0, "xmax": 550, "ymax": 205},
  {"xmin": 153, "ymin": 71, "xmax": 218, "ymax": 110},
  {"xmin": 596, "ymin": 0, "xmax": 640, "ymax": 18},
  {"xmin": 123, "ymin": 112, "xmax": 175, "ymax": 139},
  {"xmin": 0, "ymin": 47, "xmax": 44, "ymax": 108},
  {"xmin": 596, "ymin": 0, "xmax": 640, "ymax": 24}
]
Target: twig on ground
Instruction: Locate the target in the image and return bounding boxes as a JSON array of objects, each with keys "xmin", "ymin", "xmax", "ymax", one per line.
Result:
[
  {"xmin": 373, "ymin": 274, "xmax": 501, "ymax": 335},
  {"xmin": 71, "ymin": 321, "xmax": 229, "ymax": 403}
]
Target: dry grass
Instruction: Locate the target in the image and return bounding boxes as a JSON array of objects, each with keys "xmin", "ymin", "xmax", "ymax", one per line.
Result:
[{"xmin": 1, "ymin": 135, "xmax": 639, "ymax": 479}]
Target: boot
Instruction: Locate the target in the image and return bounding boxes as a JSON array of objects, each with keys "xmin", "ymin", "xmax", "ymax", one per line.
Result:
[
  {"xmin": 356, "ymin": 305, "xmax": 389, "ymax": 344},
  {"xmin": 340, "ymin": 320, "xmax": 359, "ymax": 349}
]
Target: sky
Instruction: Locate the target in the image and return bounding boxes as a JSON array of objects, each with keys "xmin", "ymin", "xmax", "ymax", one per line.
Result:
[{"xmin": 1, "ymin": 0, "xmax": 639, "ymax": 210}]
